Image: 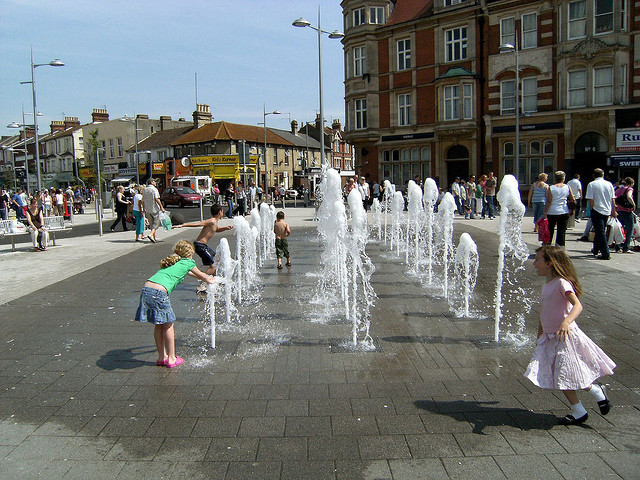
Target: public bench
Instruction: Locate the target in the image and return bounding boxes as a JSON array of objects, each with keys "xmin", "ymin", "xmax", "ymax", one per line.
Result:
[{"xmin": 0, "ymin": 216, "xmax": 72, "ymax": 251}]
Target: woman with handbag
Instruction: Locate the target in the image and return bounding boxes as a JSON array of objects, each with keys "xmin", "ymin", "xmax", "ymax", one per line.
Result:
[
  {"xmin": 544, "ymin": 171, "xmax": 574, "ymax": 247},
  {"xmin": 614, "ymin": 177, "xmax": 636, "ymax": 253},
  {"xmin": 528, "ymin": 173, "xmax": 549, "ymax": 233}
]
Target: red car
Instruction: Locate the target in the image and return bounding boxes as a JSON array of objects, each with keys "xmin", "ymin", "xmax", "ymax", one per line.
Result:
[{"xmin": 161, "ymin": 186, "xmax": 202, "ymax": 207}]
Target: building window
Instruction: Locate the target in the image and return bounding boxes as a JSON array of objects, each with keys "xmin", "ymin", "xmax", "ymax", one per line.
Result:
[
  {"xmin": 522, "ymin": 13, "xmax": 537, "ymax": 48},
  {"xmin": 398, "ymin": 93, "xmax": 412, "ymax": 126},
  {"xmin": 353, "ymin": 46, "xmax": 366, "ymax": 77},
  {"xmin": 444, "ymin": 85, "xmax": 460, "ymax": 120},
  {"xmin": 569, "ymin": 0, "xmax": 587, "ymax": 39},
  {"xmin": 397, "ymin": 39, "xmax": 411, "ymax": 70},
  {"xmin": 503, "ymin": 139, "xmax": 555, "ymax": 184},
  {"xmin": 568, "ymin": 69, "xmax": 586, "ymax": 107},
  {"xmin": 353, "ymin": 8, "xmax": 365, "ymax": 26},
  {"xmin": 620, "ymin": 65, "xmax": 627, "ymax": 104},
  {"xmin": 501, "ymin": 80, "xmax": 516, "ymax": 115},
  {"xmin": 355, "ymin": 99, "xmax": 367, "ymax": 129},
  {"xmin": 370, "ymin": 6, "xmax": 385, "ymax": 24},
  {"xmin": 595, "ymin": 0, "xmax": 614, "ymax": 34},
  {"xmin": 117, "ymin": 137, "xmax": 123, "ymax": 157},
  {"xmin": 445, "ymin": 0, "xmax": 465, "ymax": 5},
  {"xmin": 593, "ymin": 66, "xmax": 613, "ymax": 105},
  {"xmin": 620, "ymin": 0, "xmax": 627, "ymax": 30},
  {"xmin": 522, "ymin": 77, "xmax": 538, "ymax": 113},
  {"xmin": 500, "ymin": 18, "xmax": 515, "ymax": 47},
  {"xmin": 445, "ymin": 27, "xmax": 467, "ymax": 62},
  {"xmin": 421, "ymin": 147, "xmax": 431, "ymax": 179},
  {"xmin": 109, "ymin": 139, "xmax": 115, "ymax": 158},
  {"xmin": 463, "ymin": 84, "xmax": 473, "ymax": 119}
]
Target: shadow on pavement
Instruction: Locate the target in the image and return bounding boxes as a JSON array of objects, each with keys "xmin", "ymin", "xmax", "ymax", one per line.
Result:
[
  {"xmin": 97, "ymin": 346, "xmax": 157, "ymax": 370},
  {"xmin": 414, "ymin": 399, "xmax": 560, "ymax": 434}
]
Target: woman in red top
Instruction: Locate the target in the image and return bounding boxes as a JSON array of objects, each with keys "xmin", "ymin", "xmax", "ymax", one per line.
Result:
[{"xmin": 614, "ymin": 177, "xmax": 636, "ymax": 253}]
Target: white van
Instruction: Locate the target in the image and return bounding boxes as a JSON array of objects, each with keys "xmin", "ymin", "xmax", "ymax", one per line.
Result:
[{"xmin": 170, "ymin": 176, "xmax": 212, "ymax": 202}]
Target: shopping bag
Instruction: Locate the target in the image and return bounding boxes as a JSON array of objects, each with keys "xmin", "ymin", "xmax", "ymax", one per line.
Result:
[
  {"xmin": 632, "ymin": 213, "xmax": 640, "ymax": 240},
  {"xmin": 606, "ymin": 216, "xmax": 625, "ymax": 246},
  {"xmin": 537, "ymin": 218, "xmax": 550, "ymax": 244},
  {"xmin": 159, "ymin": 211, "xmax": 172, "ymax": 231}
]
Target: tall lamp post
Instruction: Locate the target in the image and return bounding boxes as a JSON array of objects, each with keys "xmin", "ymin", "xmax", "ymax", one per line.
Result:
[
  {"xmin": 95, "ymin": 147, "xmax": 105, "ymax": 236},
  {"xmin": 499, "ymin": 39, "xmax": 520, "ymax": 170},
  {"xmin": 120, "ymin": 115, "xmax": 143, "ymax": 185},
  {"xmin": 20, "ymin": 48, "xmax": 64, "ymax": 192},
  {"xmin": 293, "ymin": 8, "xmax": 344, "ymax": 168},
  {"xmin": 262, "ymin": 105, "xmax": 280, "ymax": 202},
  {"xmin": 7, "ymin": 109, "xmax": 40, "ymax": 194}
]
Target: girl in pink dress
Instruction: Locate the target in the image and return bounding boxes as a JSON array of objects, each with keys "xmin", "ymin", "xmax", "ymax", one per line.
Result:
[{"xmin": 525, "ymin": 246, "xmax": 616, "ymax": 425}]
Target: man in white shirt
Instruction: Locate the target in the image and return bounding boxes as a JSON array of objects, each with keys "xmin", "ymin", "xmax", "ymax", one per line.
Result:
[
  {"xmin": 567, "ymin": 174, "xmax": 583, "ymax": 221},
  {"xmin": 451, "ymin": 177, "xmax": 462, "ymax": 215},
  {"xmin": 142, "ymin": 178, "xmax": 165, "ymax": 243},
  {"xmin": 358, "ymin": 177, "xmax": 370, "ymax": 210},
  {"xmin": 585, "ymin": 168, "xmax": 616, "ymax": 260}
]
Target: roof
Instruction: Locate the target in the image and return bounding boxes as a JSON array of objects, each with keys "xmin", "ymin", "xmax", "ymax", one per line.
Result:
[
  {"xmin": 386, "ymin": 0, "xmax": 433, "ymax": 26},
  {"xmin": 135, "ymin": 126, "xmax": 193, "ymax": 151},
  {"xmin": 435, "ymin": 66, "xmax": 477, "ymax": 80},
  {"xmin": 41, "ymin": 125, "xmax": 83, "ymax": 141},
  {"xmin": 171, "ymin": 121, "xmax": 293, "ymax": 147},
  {"xmin": 267, "ymin": 128, "xmax": 322, "ymax": 149}
]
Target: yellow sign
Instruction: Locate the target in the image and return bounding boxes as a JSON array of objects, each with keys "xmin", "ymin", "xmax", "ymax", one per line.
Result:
[
  {"xmin": 138, "ymin": 164, "xmax": 148, "ymax": 175},
  {"xmin": 79, "ymin": 168, "xmax": 95, "ymax": 178},
  {"xmin": 152, "ymin": 162, "xmax": 166, "ymax": 173},
  {"xmin": 190, "ymin": 155, "xmax": 258, "ymax": 166}
]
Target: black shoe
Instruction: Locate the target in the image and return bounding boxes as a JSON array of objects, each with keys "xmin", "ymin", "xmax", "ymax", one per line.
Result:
[
  {"xmin": 577, "ymin": 236, "xmax": 589, "ymax": 242},
  {"xmin": 596, "ymin": 255, "xmax": 611, "ymax": 260},
  {"xmin": 596, "ymin": 384, "xmax": 611, "ymax": 415},
  {"xmin": 559, "ymin": 413, "xmax": 588, "ymax": 425}
]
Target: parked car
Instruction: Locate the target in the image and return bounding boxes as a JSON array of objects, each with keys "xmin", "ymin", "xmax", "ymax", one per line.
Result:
[
  {"xmin": 285, "ymin": 189, "xmax": 299, "ymax": 199},
  {"xmin": 161, "ymin": 186, "xmax": 202, "ymax": 207}
]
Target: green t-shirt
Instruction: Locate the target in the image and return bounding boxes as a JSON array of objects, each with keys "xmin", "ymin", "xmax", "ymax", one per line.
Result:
[{"xmin": 148, "ymin": 258, "xmax": 196, "ymax": 293}]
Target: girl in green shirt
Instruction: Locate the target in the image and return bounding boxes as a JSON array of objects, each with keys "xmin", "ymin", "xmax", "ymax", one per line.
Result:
[{"xmin": 136, "ymin": 240, "xmax": 215, "ymax": 368}]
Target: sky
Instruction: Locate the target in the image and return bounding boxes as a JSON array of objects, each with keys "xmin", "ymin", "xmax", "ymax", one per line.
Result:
[{"xmin": 0, "ymin": 0, "xmax": 346, "ymax": 137}]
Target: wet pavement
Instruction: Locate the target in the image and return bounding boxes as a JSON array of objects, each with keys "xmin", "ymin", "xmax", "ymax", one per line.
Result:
[{"xmin": 0, "ymin": 207, "xmax": 639, "ymax": 479}]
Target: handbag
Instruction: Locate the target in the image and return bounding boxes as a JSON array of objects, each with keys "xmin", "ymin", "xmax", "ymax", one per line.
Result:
[
  {"xmin": 567, "ymin": 198, "xmax": 576, "ymax": 215},
  {"xmin": 537, "ymin": 218, "xmax": 551, "ymax": 244},
  {"xmin": 616, "ymin": 188, "xmax": 634, "ymax": 209}
]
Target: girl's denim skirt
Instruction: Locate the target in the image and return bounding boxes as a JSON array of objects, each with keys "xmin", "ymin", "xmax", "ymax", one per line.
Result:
[{"xmin": 135, "ymin": 286, "xmax": 176, "ymax": 325}]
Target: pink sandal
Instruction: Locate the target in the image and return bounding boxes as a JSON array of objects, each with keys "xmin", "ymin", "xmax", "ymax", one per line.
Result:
[{"xmin": 166, "ymin": 357, "xmax": 184, "ymax": 368}]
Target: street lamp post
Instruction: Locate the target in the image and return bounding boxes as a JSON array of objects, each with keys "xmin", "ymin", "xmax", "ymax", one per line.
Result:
[
  {"xmin": 7, "ymin": 110, "xmax": 38, "ymax": 194},
  {"xmin": 293, "ymin": 8, "xmax": 344, "ymax": 168},
  {"xmin": 20, "ymin": 48, "xmax": 64, "ymax": 192},
  {"xmin": 96, "ymin": 147, "xmax": 105, "ymax": 236},
  {"xmin": 499, "ymin": 39, "xmax": 520, "ymax": 170},
  {"xmin": 262, "ymin": 105, "xmax": 281, "ymax": 203},
  {"xmin": 2, "ymin": 148, "xmax": 19, "ymax": 191}
]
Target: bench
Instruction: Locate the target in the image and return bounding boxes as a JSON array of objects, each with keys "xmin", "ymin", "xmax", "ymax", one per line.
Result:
[
  {"xmin": 43, "ymin": 216, "xmax": 72, "ymax": 246},
  {"xmin": 0, "ymin": 216, "xmax": 72, "ymax": 251}
]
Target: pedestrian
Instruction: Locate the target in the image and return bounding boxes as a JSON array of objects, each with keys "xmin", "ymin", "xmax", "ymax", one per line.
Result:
[
  {"xmin": 110, "ymin": 186, "xmax": 130, "ymax": 232},
  {"xmin": 142, "ymin": 178, "xmax": 165, "ymax": 243},
  {"xmin": 528, "ymin": 173, "xmax": 549, "ymax": 233},
  {"xmin": 12, "ymin": 189, "xmax": 25, "ymax": 220},
  {"xmin": 26, "ymin": 197, "xmax": 48, "ymax": 251},
  {"xmin": 525, "ymin": 245, "xmax": 615, "ymax": 425},
  {"xmin": 274, "ymin": 210, "xmax": 291, "ymax": 269},
  {"xmin": 55, "ymin": 189, "xmax": 65, "ymax": 216},
  {"xmin": 483, "ymin": 172, "xmax": 497, "ymax": 219},
  {"xmin": 613, "ymin": 177, "xmax": 636, "ymax": 253},
  {"xmin": 0, "ymin": 186, "xmax": 9, "ymax": 220},
  {"xmin": 42, "ymin": 190, "xmax": 52, "ymax": 217},
  {"xmin": 132, "ymin": 186, "xmax": 146, "ymax": 242},
  {"xmin": 585, "ymin": 168, "xmax": 616, "ymax": 260},
  {"xmin": 567, "ymin": 174, "xmax": 583, "ymax": 221},
  {"xmin": 135, "ymin": 240, "xmax": 215, "ymax": 368},
  {"xmin": 224, "ymin": 183, "xmax": 235, "ymax": 218},
  {"xmin": 543, "ymin": 171, "xmax": 573, "ymax": 247},
  {"xmin": 466, "ymin": 175, "xmax": 476, "ymax": 219}
]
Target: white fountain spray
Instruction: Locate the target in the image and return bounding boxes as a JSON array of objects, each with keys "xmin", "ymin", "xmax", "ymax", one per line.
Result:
[
  {"xmin": 406, "ymin": 180, "xmax": 424, "ymax": 268},
  {"xmin": 215, "ymin": 237, "xmax": 238, "ymax": 324},
  {"xmin": 371, "ymin": 198, "xmax": 382, "ymax": 241},
  {"xmin": 390, "ymin": 191, "xmax": 404, "ymax": 256},
  {"xmin": 422, "ymin": 178, "xmax": 439, "ymax": 284},
  {"xmin": 250, "ymin": 207, "xmax": 262, "ymax": 265},
  {"xmin": 259, "ymin": 202, "xmax": 274, "ymax": 264},
  {"xmin": 435, "ymin": 192, "xmax": 457, "ymax": 298},
  {"xmin": 494, "ymin": 174, "xmax": 530, "ymax": 342},
  {"xmin": 453, "ymin": 232, "xmax": 479, "ymax": 317},
  {"xmin": 382, "ymin": 180, "xmax": 394, "ymax": 246},
  {"xmin": 233, "ymin": 215, "xmax": 260, "ymax": 304}
]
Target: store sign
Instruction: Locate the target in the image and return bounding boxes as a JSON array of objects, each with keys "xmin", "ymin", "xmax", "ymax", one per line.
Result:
[
  {"xmin": 152, "ymin": 162, "xmax": 165, "ymax": 173},
  {"xmin": 119, "ymin": 167, "xmax": 137, "ymax": 176},
  {"xmin": 190, "ymin": 155, "xmax": 258, "ymax": 166},
  {"xmin": 103, "ymin": 164, "xmax": 118, "ymax": 174},
  {"xmin": 616, "ymin": 130, "xmax": 640, "ymax": 152}
]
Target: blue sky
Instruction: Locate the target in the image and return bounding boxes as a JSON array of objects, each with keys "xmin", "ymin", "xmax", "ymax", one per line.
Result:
[{"xmin": 0, "ymin": 0, "xmax": 346, "ymax": 137}]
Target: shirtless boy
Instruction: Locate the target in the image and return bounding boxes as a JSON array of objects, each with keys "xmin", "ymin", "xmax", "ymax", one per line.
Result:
[
  {"xmin": 173, "ymin": 204, "xmax": 234, "ymax": 275},
  {"xmin": 274, "ymin": 211, "xmax": 291, "ymax": 269}
]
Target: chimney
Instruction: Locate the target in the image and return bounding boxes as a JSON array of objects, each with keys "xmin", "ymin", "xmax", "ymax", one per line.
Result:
[
  {"xmin": 291, "ymin": 120, "xmax": 298, "ymax": 135},
  {"xmin": 64, "ymin": 116, "xmax": 80, "ymax": 129},
  {"xmin": 332, "ymin": 119, "xmax": 341, "ymax": 132},
  {"xmin": 91, "ymin": 108, "xmax": 109, "ymax": 123},
  {"xmin": 136, "ymin": 114, "xmax": 149, "ymax": 120},
  {"xmin": 50, "ymin": 120, "xmax": 65, "ymax": 134},
  {"xmin": 21, "ymin": 128, "xmax": 35, "ymax": 140},
  {"xmin": 160, "ymin": 116, "xmax": 172, "ymax": 131},
  {"xmin": 193, "ymin": 104, "xmax": 212, "ymax": 128},
  {"xmin": 315, "ymin": 113, "xmax": 322, "ymax": 131}
]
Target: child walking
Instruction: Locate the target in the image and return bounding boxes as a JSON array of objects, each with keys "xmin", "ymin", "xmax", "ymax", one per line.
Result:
[
  {"xmin": 135, "ymin": 240, "xmax": 215, "ymax": 368},
  {"xmin": 274, "ymin": 210, "xmax": 291, "ymax": 269},
  {"xmin": 525, "ymin": 246, "xmax": 615, "ymax": 425}
]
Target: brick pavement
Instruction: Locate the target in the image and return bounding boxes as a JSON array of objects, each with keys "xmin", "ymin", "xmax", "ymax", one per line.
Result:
[{"xmin": 0, "ymin": 209, "xmax": 639, "ymax": 479}]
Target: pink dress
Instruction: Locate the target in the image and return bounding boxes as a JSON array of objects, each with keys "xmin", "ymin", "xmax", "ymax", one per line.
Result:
[{"xmin": 524, "ymin": 277, "xmax": 616, "ymax": 390}]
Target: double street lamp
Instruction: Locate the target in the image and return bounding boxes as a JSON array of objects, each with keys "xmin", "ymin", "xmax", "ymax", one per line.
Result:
[
  {"xmin": 499, "ymin": 39, "xmax": 520, "ymax": 169},
  {"xmin": 262, "ymin": 106, "xmax": 281, "ymax": 202},
  {"xmin": 7, "ymin": 110, "xmax": 41, "ymax": 194},
  {"xmin": 20, "ymin": 48, "xmax": 65, "ymax": 192},
  {"xmin": 293, "ymin": 9, "xmax": 344, "ymax": 168},
  {"xmin": 120, "ymin": 115, "xmax": 143, "ymax": 185}
]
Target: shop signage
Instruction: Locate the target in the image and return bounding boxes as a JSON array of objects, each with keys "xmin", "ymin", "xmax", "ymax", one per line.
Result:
[
  {"xmin": 152, "ymin": 162, "xmax": 165, "ymax": 173},
  {"xmin": 119, "ymin": 167, "xmax": 137, "ymax": 176},
  {"xmin": 381, "ymin": 132, "xmax": 434, "ymax": 142},
  {"xmin": 609, "ymin": 155, "xmax": 640, "ymax": 167},
  {"xmin": 103, "ymin": 164, "xmax": 118, "ymax": 174},
  {"xmin": 190, "ymin": 155, "xmax": 258, "ymax": 166},
  {"xmin": 616, "ymin": 130, "xmax": 640, "ymax": 152}
]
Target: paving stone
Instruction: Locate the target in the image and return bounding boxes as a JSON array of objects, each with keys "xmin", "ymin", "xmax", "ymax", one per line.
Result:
[
  {"xmin": 492, "ymin": 454, "xmax": 564, "ymax": 479},
  {"xmin": 285, "ymin": 416, "xmax": 331, "ymax": 436},
  {"xmin": 99, "ymin": 416, "xmax": 154, "ymax": 438},
  {"xmin": 501, "ymin": 429, "xmax": 566, "ymax": 454},
  {"xmin": 358, "ymin": 435, "xmax": 411, "ymax": 459},
  {"xmin": 310, "ymin": 398, "xmax": 353, "ymax": 416},
  {"xmin": 222, "ymin": 400, "xmax": 267, "ymax": 417},
  {"xmin": 103, "ymin": 437, "xmax": 164, "ymax": 461},
  {"xmin": 546, "ymin": 452, "xmax": 623, "ymax": 480},
  {"xmin": 257, "ymin": 437, "xmax": 307, "ymax": 461},
  {"xmin": 265, "ymin": 399, "xmax": 309, "ymax": 417},
  {"xmin": 179, "ymin": 400, "xmax": 226, "ymax": 418},
  {"xmin": 598, "ymin": 451, "xmax": 640, "ymax": 480},
  {"xmin": 238, "ymin": 417, "xmax": 286, "ymax": 437},
  {"xmin": 351, "ymin": 397, "xmax": 396, "ymax": 416},
  {"xmin": 225, "ymin": 461, "xmax": 281, "ymax": 479},
  {"xmin": 453, "ymin": 432, "xmax": 516, "ymax": 456},
  {"xmin": 281, "ymin": 460, "xmax": 335, "ymax": 479},
  {"xmin": 153, "ymin": 437, "xmax": 212, "ymax": 462},
  {"xmin": 548, "ymin": 428, "xmax": 617, "ymax": 453},
  {"xmin": 204, "ymin": 437, "xmax": 259, "ymax": 462},
  {"xmin": 0, "ymin": 419, "xmax": 38, "ymax": 446},
  {"xmin": 168, "ymin": 461, "xmax": 228, "ymax": 480},
  {"xmin": 389, "ymin": 458, "xmax": 449, "ymax": 479},
  {"xmin": 58, "ymin": 436, "xmax": 118, "ymax": 461},
  {"xmin": 191, "ymin": 418, "xmax": 241, "ymax": 438},
  {"xmin": 441, "ymin": 456, "xmax": 508, "ymax": 479},
  {"xmin": 63, "ymin": 460, "xmax": 126, "ymax": 480},
  {"xmin": 376, "ymin": 414, "xmax": 425, "ymax": 435},
  {"xmin": 405, "ymin": 433, "xmax": 464, "ymax": 458},
  {"xmin": 331, "ymin": 415, "xmax": 379, "ymax": 436},
  {"xmin": 334, "ymin": 459, "xmax": 392, "ymax": 480},
  {"xmin": 308, "ymin": 436, "xmax": 361, "ymax": 460},
  {"xmin": 145, "ymin": 417, "xmax": 197, "ymax": 437}
]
